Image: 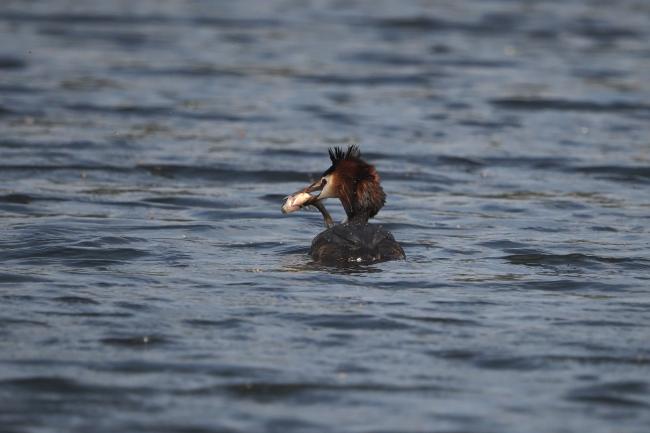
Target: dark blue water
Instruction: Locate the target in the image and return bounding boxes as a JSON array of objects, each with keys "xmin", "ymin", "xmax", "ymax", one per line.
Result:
[{"xmin": 1, "ymin": 1, "xmax": 650, "ymax": 432}]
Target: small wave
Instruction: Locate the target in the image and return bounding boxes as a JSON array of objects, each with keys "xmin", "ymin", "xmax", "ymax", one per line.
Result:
[
  {"xmin": 296, "ymin": 72, "xmax": 433, "ymax": 86},
  {"xmin": 0, "ymin": 84, "xmax": 40, "ymax": 93},
  {"xmin": 38, "ymin": 311, "xmax": 132, "ymax": 318},
  {"xmin": 259, "ymin": 193, "xmax": 288, "ymax": 204},
  {"xmin": 183, "ymin": 318, "xmax": 246, "ymax": 329},
  {"xmin": 192, "ymin": 209, "xmax": 275, "ymax": 221},
  {"xmin": 428, "ymin": 349, "xmax": 477, "ymax": 361},
  {"xmin": 567, "ymin": 381, "xmax": 649, "ymax": 408},
  {"xmin": 259, "ymin": 148, "xmax": 322, "ymax": 158},
  {"xmin": 390, "ymin": 314, "xmax": 478, "ymax": 326},
  {"xmin": 101, "ymin": 335, "xmax": 172, "ymax": 348},
  {"xmin": 365, "ymin": 13, "xmax": 522, "ymax": 35},
  {"xmin": 478, "ymin": 240, "xmax": 530, "ymax": 249},
  {"xmin": 0, "ymin": 193, "xmax": 33, "ymax": 204},
  {"xmin": 428, "ymin": 350, "xmax": 544, "ymax": 371},
  {"xmin": 573, "ymin": 165, "xmax": 650, "ymax": 183},
  {"xmin": 435, "ymin": 58, "xmax": 517, "ymax": 68},
  {"xmin": 52, "ymin": 296, "xmax": 100, "ymax": 305},
  {"xmin": 299, "ymin": 104, "xmax": 358, "ymax": 125},
  {"xmin": 0, "ymin": 12, "xmax": 280, "ymax": 28},
  {"xmin": 281, "ymin": 313, "xmax": 412, "ymax": 330},
  {"xmin": 113, "ymin": 301, "xmax": 151, "ymax": 311},
  {"xmin": 137, "ymin": 163, "xmax": 312, "ymax": 182},
  {"xmin": 553, "ymin": 320, "xmax": 643, "ymax": 328},
  {"xmin": 1, "ymin": 376, "xmax": 99, "ymax": 394},
  {"xmin": 541, "ymin": 200, "xmax": 587, "ymax": 210},
  {"xmin": 458, "ymin": 118, "xmax": 521, "ymax": 129},
  {"xmin": 39, "ymin": 28, "xmax": 151, "ymax": 47},
  {"xmin": 342, "ymin": 51, "xmax": 426, "ymax": 66},
  {"xmin": 431, "ymin": 351, "xmax": 650, "ymax": 368},
  {"xmin": 0, "ymin": 56, "xmax": 26, "ymax": 69},
  {"xmin": 0, "ymin": 318, "xmax": 49, "ymax": 327},
  {"xmin": 216, "ymin": 381, "xmax": 452, "ymax": 401},
  {"xmin": 435, "ymin": 155, "xmax": 485, "ymax": 168},
  {"xmin": 544, "ymin": 355, "xmax": 650, "ymax": 366},
  {"xmin": 516, "ymin": 279, "xmax": 624, "ymax": 291},
  {"xmin": 74, "ymin": 236, "xmax": 145, "ymax": 247},
  {"xmin": 1, "ymin": 246, "xmax": 149, "ymax": 266},
  {"xmin": 100, "ymin": 360, "xmax": 274, "ymax": 378},
  {"xmin": 480, "ymin": 203, "xmax": 528, "ymax": 213},
  {"xmin": 0, "ymin": 163, "xmax": 129, "ymax": 173},
  {"xmin": 474, "ymin": 355, "xmax": 543, "ymax": 371},
  {"xmin": 504, "ymin": 252, "xmax": 649, "ymax": 270},
  {"xmin": 221, "ymin": 241, "xmax": 285, "ymax": 250},
  {"xmin": 64, "ymin": 103, "xmax": 273, "ymax": 123},
  {"xmin": 0, "ymin": 272, "xmax": 48, "ymax": 283},
  {"xmin": 141, "ymin": 196, "xmax": 231, "ymax": 209},
  {"xmin": 575, "ymin": 20, "xmax": 642, "ymax": 41},
  {"xmin": 277, "ymin": 245, "xmax": 311, "ymax": 255},
  {"xmin": 483, "ymin": 156, "xmax": 575, "ymax": 169},
  {"xmin": 1, "ymin": 138, "xmax": 104, "ymax": 149},
  {"xmin": 0, "ymin": 375, "xmax": 158, "ymax": 401},
  {"xmin": 491, "ymin": 97, "xmax": 650, "ymax": 112}
]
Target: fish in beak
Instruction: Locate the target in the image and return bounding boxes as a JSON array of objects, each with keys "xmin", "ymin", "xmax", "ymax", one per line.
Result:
[
  {"xmin": 282, "ymin": 177, "xmax": 335, "ymax": 228},
  {"xmin": 281, "ymin": 174, "xmax": 335, "ymax": 214}
]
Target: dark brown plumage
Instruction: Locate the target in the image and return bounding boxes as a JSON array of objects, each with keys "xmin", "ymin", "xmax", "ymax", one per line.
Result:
[
  {"xmin": 310, "ymin": 222, "xmax": 405, "ymax": 264},
  {"xmin": 324, "ymin": 145, "xmax": 386, "ymax": 224}
]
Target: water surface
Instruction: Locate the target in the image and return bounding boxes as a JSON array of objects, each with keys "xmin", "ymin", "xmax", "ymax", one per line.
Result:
[{"xmin": 1, "ymin": 0, "xmax": 650, "ymax": 432}]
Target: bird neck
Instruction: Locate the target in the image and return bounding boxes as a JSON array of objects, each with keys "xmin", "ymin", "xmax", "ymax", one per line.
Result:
[{"xmin": 338, "ymin": 179, "xmax": 385, "ymax": 225}]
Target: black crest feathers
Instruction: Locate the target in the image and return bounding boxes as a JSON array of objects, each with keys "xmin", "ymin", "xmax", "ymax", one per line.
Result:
[{"xmin": 328, "ymin": 145, "xmax": 361, "ymax": 164}]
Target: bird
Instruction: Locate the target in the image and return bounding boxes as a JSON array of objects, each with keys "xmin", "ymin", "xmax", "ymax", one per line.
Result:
[{"xmin": 282, "ymin": 145, "xmax": 405, "ymax": 264}]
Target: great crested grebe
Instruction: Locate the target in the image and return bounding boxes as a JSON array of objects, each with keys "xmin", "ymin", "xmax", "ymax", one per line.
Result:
[{"xmin": 282, "ymin": 145, "xmax": 405, "ymax": 264}]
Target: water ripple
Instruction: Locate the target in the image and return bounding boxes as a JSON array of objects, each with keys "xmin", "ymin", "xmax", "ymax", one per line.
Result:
[{"xmin": 1, "ymin": 0, "xmax": 649, "ymax": 432}]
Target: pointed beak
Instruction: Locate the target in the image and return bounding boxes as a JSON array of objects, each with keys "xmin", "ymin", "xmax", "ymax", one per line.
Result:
[{"xmin": 303, "ymin": 178, "xmax": 326, "ymax": 196}]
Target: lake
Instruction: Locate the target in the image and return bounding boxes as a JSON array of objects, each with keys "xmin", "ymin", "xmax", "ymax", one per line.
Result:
[{"xmin": 1, "ymin": 1, "xmax": 649, "ymax": 432}]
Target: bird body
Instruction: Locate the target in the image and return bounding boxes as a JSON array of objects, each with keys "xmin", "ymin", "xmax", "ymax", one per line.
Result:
[
  {"xmin": 310, "ymin": 222, "xmax": 405, "ymax": 264},
  {"xmin": 282, "ymin": 145, "xmax": 404, "ymax": 264}
]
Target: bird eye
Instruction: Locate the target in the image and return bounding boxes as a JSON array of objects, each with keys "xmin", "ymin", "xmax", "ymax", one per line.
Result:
[{"xmin": 321, "ymin": 178, "xmax": 327, "ymax": 186}]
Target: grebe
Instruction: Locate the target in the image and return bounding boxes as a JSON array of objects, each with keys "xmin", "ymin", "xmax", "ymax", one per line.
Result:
[{"xmin": 282, "ymin": 145, "xmax": 405, "ymax": 264}]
